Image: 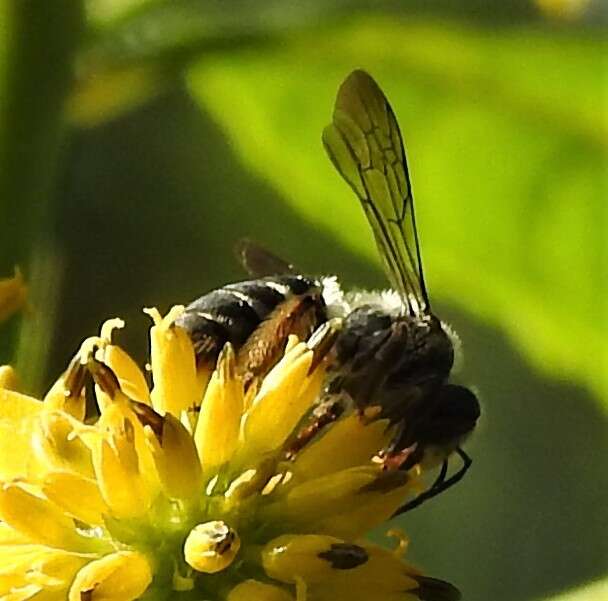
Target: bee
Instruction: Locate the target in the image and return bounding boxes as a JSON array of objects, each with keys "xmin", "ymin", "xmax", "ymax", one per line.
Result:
[
  {"xmin": 174, "ymin": 256, "xmax": 331, "ymax": 391},
  {"xmin": 176, "ymin": 69, "xmax": 479, "ymax": 513}
]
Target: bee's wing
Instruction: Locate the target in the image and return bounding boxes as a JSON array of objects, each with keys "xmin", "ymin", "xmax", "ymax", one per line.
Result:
[
  {"xmin": 323, "ymin": 69, "xmax": 429, "ymax": 315},
  {"xmin": 234, "ymin": 238, "xmax": 296, "ymax": 277}
]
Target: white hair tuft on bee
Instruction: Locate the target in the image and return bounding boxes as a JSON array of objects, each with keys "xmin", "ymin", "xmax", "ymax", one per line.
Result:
[{"xmin": 344, "ymin": 288, "xmax": 405, "ymax": 317}]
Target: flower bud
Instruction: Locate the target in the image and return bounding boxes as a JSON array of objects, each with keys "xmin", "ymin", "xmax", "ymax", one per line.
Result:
[
  {"xmin": 184, "ymin": 520, "xmax": 240, "ymax": 573},
  {"xmin": 68, "ymin": 551, "xmax": 152, "ymax": 601}
]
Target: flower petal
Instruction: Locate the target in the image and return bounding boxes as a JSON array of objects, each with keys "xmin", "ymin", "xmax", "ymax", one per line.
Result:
[
  {"xmin": 227, "ymin": 580, "xmax": 294, "ymax": 601},
  {"xmin": 194, "ymin": 344, "xmax": 243, "ymax": 475},
  {"xmin": 145, "ymin": 411, "xmax": 202, "ymax": 500},
  {"xmin": 290, "ymin": 415, "xmax": 394, "ymax": 483},
  {"xmin": 98, "ymin": 392, "xmax": 162, "ymax": 495},
  {"xmin": 43, "ymin": 377, "xmax": 86, "ymax": 421},
  {"xmin": 89, "ymin": 402, "xmax": 158, "ymax": 518},
  {"xmin": 0, "ymin": 388, "xmax": 42, "ymax": 422},
  {"xmin": 0, "ymin": 584, "xmax": 43, "ymax": 600},
  {"xmin": 0, "ymin": 523, "xmax": 30, "ymax": 545},
  {"xmin": 103, "ymin": 345, "xmax": 151, "ymax": 405},
  {"xmin": 0, "ymin": 545, "xmax": 47, "ymax": 592},
  {"xmin": 262, "ymin": 534, "xmax": 364, "ymax": 584},
  {"xmin": 303, "ymin": 546, "xmax": 460, "ymax": 601},
  {"xmin": 30, "ymin": 411, "xmax": 96, "ymax": 480},
  {"xmin": 145, "ymin": 307, "xmax": 203, "ymax": 416},
  {"xmin": 0, "ymin": 267, "xmax": 27, "ymax": 323},
  {"xmin": 14, "ymin": 547, "xmax": 91, "ymax": 594},
  {"xmin": 0, "ymin": 366, "xmax": 19, "ymax": 391},
  {"xmin": 42, "ymin": 471, "xmax": 108, "ymax": 527},
  {"xmin": 260, "ymin": 466, "xmax": 379, "ymax": 527},
  {"xmin": 241, "ymin": 342, "xmax": 321, "ymax": 456},
  {"xmin": 0, "ymin": 389, "xmax": 45, "ymax": 480},
  {"xmin": 0, "ymin": 483, "xmax": 85, "ymax": 551},
  {"xmin": 313, "ymin": 479, "xmax": 412, "ymax": 539},
  {"xmin": 93, "ymin": 437, "xmax": 151, "ymax": 519},
  {"xmin": 68, "ymin": 551, "xmax": 152, "ymax": 601},
  {"xmin": 264, "ymin": 536, "xmax": 425, "ymax": 599}
]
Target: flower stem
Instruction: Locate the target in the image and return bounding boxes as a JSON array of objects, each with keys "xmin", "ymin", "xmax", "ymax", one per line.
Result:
[{"xmin": 0, "ymin": 0, "xmax": 85, "ymax": 388}]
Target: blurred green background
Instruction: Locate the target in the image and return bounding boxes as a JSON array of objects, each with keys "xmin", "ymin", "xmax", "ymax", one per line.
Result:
[{"xmin": 0, "ymin": 1, "xmax": 606, "ymax": 600}]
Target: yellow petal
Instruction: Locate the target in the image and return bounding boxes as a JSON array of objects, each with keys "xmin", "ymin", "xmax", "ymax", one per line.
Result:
[
  {"xmin": 0, "ymin": 523, "xmax": 30, "ymax": 545},
  {"xmin": 306, "ymin": 583, "xmax": 417, "ymax": 601},
  {"xmin": 145, "ymin": 412, "xmax": 202, "ymax": 500},
  {"xmin": 262, "ymin": 534, "xmax": 352, "ymax": 584},
  {"xmin": 329, "ymin": 542, "xmax": 421, "ymax": 589},
  {"xmin": 98, "ymin": 396, "xmax": 162, "ymax": 498},
  {"xmin": 68, "ymin": 551, "xmax": 152, "ymax": 601},
  {"xmin": 103, "ymin": 345, "xmax": 150, "ymax": 405},
  {"xmin": 91, "ymin": 403, "xmax": 156, "ymax": 518},
  {"xmin": 260, "ymin": 466, "xmax": 379, "ymax": 526},
  {"xmin": 3, "ymin": 547, "xmax": 92, "ymax": 595},
  {"xmin": 0, "ymin": 267, "xmax": 27, "ymax": 323},
  {"xmin": 313, "ymin": 480, "xmax": 412, "ymax": 539},
  {"xmin": 93, "ymin": 436, "xmax": 151, "ymax": 519},
  {"xmin": 194, "ymin": 344, "xmax": 243, "ymax": 475},
  {"xmin": 0, "ymin": 366, "xmax": 19, "ymax": 391},
  {"xmin": 0, "ymin": 482, "xmax": 85, "ymax": 550},
  {"xmin": 47, "ymin": 335, "xmax": 108, "ymax": 417},
  {"xmin": 43, "ymin": 377, "xmax": 85, "ymax": 421},
  {"xmin": 0, "ymin": 584, "xmax": 43, "ymax": 600},
  {"xmin": 227, "ymin": 580, "xmax": 294, "ymax": 601},
  {"xmin": 0, "ymin": 545, "xmax": 46, "ymax": 592},
  {"xmin": 145, "ymin": 307, "xmax": 203, "ymax": 416},
  {"xmin": 240, "ymin": 342, "xmax": 319, "ymax": 456},
  {"xmin": 42, "ymin": 471, "xmax": 108, "ymax": 527},
  {"xmin": 30, "ymin": 411, "xmax": 96, "ymax": 480},
  {"xmin": 0, "ymin": 389, "xmax": 44, "ymax": 479},
  {"xmin": 264, "ymin": 536, "xmax": 420, "ymax": 594},
  {"xmin": 0, "ymin": 423, "xmax": 34, "ymax": 481},
  {"xmin": 0, "ymin": 387, "xmax": 42, "ymax": 421},
  {"xmin": 290, "ymin": 415, "xmax": 394, "ymax": 483}
]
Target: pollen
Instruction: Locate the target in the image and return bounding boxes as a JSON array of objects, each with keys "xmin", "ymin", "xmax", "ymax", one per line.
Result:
[{"xmin": 0, "ymin": 307, "xmax": 461, "ymax": 600}]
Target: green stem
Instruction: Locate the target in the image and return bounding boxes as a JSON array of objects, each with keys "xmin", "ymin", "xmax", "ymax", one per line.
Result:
[{"xmin": 0, "ymin": 0, "xmax": 85, "ymax": 388}]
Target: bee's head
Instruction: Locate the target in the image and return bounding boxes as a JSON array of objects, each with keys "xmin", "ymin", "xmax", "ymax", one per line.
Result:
[{"xmin": 418, "ymin": 384, "xmax": 481, "ymax": 447}]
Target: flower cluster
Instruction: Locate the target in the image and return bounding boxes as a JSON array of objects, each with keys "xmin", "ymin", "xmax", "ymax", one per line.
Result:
[{"xmin": 0, "ymin": 307, "xmax": 459, "ymax": 600}]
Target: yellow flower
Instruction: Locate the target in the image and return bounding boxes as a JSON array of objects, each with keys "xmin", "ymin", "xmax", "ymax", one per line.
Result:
[
  {"xmin": 0, "ymin": 267, "xmax": 27, "ymax": 324},
  {"xmin": 0, "ymin": 308, "xmax": 460, "ymax": 600}
]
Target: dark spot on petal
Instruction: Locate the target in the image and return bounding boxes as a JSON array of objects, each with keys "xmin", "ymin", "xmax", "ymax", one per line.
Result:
[
  {"xmin": 63, "ymin": 354, "xmax": 87, "ymax": 398},
  {"xmin": 411, "ymin": 575, "xmax": 461, "ymax": 601},
  {"xmin": 130, "ymin": 400, "xmax": 165, "ymax": 440},
  {"xmin": 318, "ymin": 543, "xmax": 368, "ymax": 569}
]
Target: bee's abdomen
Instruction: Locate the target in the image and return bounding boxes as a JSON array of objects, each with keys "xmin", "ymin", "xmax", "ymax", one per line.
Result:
[{"xmin": 175, "ymin": 275, "xmax": 320, "ymax": 363}]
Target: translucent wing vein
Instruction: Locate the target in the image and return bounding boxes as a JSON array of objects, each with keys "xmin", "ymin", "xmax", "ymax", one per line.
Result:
[{"xmin": 322, "ymin": 69, "xmax": 429, "ymax": 315}]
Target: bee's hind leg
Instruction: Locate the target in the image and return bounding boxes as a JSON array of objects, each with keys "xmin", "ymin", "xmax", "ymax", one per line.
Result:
[{"xmin": 393, "ymin": 448, "xmax": 472, "ymax": 516}]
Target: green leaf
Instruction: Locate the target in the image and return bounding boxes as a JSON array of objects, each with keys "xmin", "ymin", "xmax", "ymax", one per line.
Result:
[
  {"xmin": 539, "ymin": 578, "xmax": 608, "ymax": 601},
  {"xmin": 69, "ymin": 0, "xmax": 349, "ymax": 127},
  {"xmin": 186, "ymin": 16, "xmax": 607, "ymax": 407}
]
